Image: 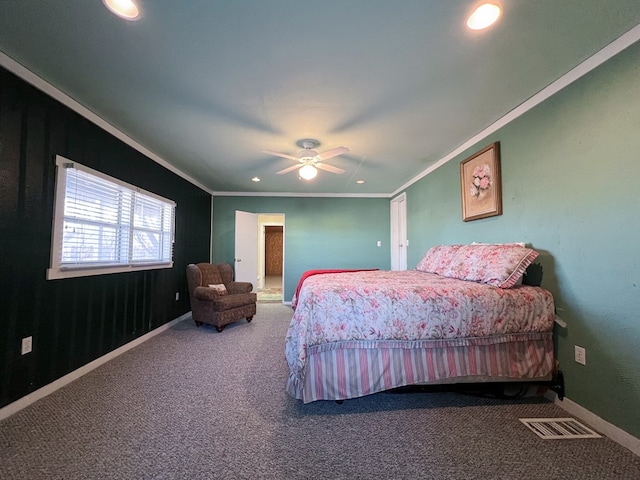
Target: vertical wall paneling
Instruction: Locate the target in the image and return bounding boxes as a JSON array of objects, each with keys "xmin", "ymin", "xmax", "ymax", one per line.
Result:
[{"xmin": 0, "ymin": 66, "xmax": 212, "ymax": 409}]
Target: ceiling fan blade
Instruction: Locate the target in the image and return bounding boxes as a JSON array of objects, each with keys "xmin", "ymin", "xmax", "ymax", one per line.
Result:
[
  {"xmin": 276, "ymin": 164, "xmax": 303, "ymax": 175},
  {"xmin": 262, "ymin": 149, "xmax": 299, "ymax": 161},
  {"xmin": 316, "ymin": 146, "xmax": 350, "ymax": 161},
  {"xmin": 316, "ymin": 163, "xmax": 345, "ymax": 174}
]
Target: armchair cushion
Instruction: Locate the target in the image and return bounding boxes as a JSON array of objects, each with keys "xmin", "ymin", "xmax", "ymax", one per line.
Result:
[{"xmin": 207, "ymin": 292, "xmax": 258, "ymax": 312}]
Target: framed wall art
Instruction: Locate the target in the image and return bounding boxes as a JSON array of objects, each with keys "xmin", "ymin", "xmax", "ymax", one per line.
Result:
[{"xmin": 460, "ymin": 142, "xmax": 502, "ymax": 222}]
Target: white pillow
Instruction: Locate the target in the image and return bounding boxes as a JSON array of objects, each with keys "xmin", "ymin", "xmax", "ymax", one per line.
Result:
[{"xmin": 208, "ymin": 284, "xmax": 228, "ymax": 295}]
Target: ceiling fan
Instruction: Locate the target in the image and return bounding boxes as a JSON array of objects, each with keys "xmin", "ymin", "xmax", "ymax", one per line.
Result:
[{"xmin": 262, "ymin": 140, "xmax": 349, "ymax": 180}]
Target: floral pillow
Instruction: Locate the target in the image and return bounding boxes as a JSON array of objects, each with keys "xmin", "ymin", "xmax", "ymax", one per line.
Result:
[
  {"xmin": 415, "ymin": 245, "xmax": 463, "ymax": 275},
  {"xmin": 440, "ymin": 244, "xmax": 539, "ymax": 288},
  {"xmin": 208, "ymin": 283, "xmax": 228, "ymax": 295}
]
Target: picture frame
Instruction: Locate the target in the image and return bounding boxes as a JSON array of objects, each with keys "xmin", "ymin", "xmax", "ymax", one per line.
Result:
[{"xmin": 460, "ymin": 142, "xmax": 502, "ymax": 222}]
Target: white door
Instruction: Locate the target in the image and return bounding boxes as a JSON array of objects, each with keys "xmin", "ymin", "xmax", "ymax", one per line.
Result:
[
  {"xmin": 234, "ymin": 210, "xmax": 258, "ymax": 291},
  {"xmin": 390, "ymin": 193, "xmax": 407, "ymax": 270}
]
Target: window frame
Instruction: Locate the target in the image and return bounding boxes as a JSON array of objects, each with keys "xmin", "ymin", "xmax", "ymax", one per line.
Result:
[{"xmin": 47, "ymin": 155, "xmax": 176, "ymax": 280}]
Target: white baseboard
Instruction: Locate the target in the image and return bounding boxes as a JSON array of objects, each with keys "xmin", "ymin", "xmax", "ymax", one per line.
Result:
[
  {"xmin": 546, "ymin": 392, "xmax": 640, "ymax": 457},
  {"xmin": 0, "ymin": 312, "xmax": 192, "ymax": 422}
]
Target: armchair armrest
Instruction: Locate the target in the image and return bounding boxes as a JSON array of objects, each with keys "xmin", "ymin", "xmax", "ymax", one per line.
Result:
[
  {"xmin": 194, "ymin": 286, "xmax": 223, "ymax": 301},
  {"xmin": 226, "ymin": 282, "xmax": 253, "ymax": 294}
]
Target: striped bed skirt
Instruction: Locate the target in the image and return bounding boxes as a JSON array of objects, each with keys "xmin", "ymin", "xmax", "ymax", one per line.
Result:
[{"xmin": 286, "ymin": 332, "xmax": 554, "ymax": 403}]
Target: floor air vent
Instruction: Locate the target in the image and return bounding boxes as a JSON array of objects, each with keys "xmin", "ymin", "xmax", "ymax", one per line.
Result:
[{"xmin": 519, "ymin": 418, "xmax": 601, "ymax": 440}]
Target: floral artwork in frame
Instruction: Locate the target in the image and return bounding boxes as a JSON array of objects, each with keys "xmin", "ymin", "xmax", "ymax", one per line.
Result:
[{"xmin": 460, "ymin": 142, "xmax": 502, "ymax": 222}]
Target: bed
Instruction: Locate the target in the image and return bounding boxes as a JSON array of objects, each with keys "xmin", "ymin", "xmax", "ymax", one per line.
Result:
[{"xmin": 285, "ymin": 244, "xmax": 559, "ymax": 403}]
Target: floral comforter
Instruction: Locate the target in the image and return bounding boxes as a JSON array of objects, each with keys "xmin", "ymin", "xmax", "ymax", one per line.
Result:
[{"xmin": 285, "ymin": 269, "xmax": 555, "ymax": 381}]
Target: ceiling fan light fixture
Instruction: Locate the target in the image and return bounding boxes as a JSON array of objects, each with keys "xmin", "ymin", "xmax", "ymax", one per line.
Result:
[
  {"xmin": 299, "ymin": 164, "xmax": 318, "ymax": 180},
  {"xmin": 467, "ymin": 3, "xmax": 501, "ymax": 30},
  {"xmin": 103, "ymin": 0, "xmax": 140, "ymax": 21}
]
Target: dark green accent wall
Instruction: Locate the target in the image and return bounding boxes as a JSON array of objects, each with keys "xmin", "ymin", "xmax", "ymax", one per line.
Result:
[
  {"xmin": 406, "ymin": 42, "xmax": 640, "ymax": 438},
  {"xmin": 0, "ymin": 67, "xmax": 211, "ymax": 409},
  {"xmin": 212, "ymin": 196, "xmax": 391, "ymax": 300}
]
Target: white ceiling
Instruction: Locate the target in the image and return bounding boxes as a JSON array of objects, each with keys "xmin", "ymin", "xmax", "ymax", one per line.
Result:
[{"xmin": 1, "ymin": 1, "xmax": 639, "ymax": 195}]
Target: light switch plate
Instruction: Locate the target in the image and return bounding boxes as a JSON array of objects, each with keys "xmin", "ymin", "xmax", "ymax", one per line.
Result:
[{"xmin": 575, "ymin": 345, "xmax": 586, "ymax": 365}]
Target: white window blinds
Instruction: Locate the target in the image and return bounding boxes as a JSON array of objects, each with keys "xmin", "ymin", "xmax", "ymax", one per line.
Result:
[{"xmin": 48, "ymin": 156, "xmax": 176, "ymax": 280}]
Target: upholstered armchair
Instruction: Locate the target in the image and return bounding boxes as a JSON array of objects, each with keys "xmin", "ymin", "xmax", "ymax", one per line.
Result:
[{"xmin": 186, "ymin": 263, "xmax": 257, "ymax": 332}]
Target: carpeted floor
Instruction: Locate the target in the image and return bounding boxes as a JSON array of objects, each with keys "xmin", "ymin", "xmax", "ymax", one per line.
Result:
[{"xmin": 1, "ymin": 303, "xmax": 639, "ymax": 479}]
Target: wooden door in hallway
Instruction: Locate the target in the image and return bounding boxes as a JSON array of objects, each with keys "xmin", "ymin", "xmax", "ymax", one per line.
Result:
[{"xmin": 264, "ymin": 226, "xmax": 283, "ymax": 276}]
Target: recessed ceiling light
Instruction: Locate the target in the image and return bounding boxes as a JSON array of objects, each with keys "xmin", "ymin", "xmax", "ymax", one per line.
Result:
[
  {"xmin": 251, "ymin": 177, "xmax": 261, "ymax": 182},
  {"xmin": 467, "ymin": 3, "xmax": 501, "ymax": 30},
  {"xmin": 356, "ymin": 180, "xmax": 365, "ymax": 184},
  {"xmin": 103, "ymin": 0, "xmax": 140, "ymax": 21}
]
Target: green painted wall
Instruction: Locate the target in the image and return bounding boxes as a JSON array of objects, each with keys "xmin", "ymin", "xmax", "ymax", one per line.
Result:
[
  {"xmin": 406, "ymin": 42, "xmax": 640, "ymax": 438},
  {"xmin": 212, "ymin": 196, "xmax": 391, "ymax": 301}
]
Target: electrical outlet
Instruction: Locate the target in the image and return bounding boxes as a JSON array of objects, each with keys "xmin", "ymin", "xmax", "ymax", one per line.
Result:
[
  {"xmin": 175, "ymin": 292, "xmax": 180, "ymax": 301},
  {"xmin": 377, "ymin": 240, "xmax": 382, "ymax": 247},
  {"xmin": 575, "ymin": 345, "xmax": 586, "ymax": 365},
  {"xmin": 21, "ymin": 336, "xmax": 32, "ymax": 355}
]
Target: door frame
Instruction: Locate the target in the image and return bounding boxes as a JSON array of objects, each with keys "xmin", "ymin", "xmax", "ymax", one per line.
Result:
[{"xmin": 258, "ymin": 217, "xmax": 285, "ymax": 290}]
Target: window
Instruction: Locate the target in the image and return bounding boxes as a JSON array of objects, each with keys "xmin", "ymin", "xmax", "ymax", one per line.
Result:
[{"xmin": 47, "ymin": 155, "xmax": 176, "ymax": 280}]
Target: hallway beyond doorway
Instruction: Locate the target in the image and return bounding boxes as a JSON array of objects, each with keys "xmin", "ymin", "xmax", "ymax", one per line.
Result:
[{"xmin": 257, "ymin": 275, "xmax": 282, "ymax": 302}]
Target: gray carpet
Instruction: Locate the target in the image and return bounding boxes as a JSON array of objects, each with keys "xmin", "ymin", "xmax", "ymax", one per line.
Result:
[{"xmin": 1, "ymin": 303, "xmax": 639, "ymax": 479}]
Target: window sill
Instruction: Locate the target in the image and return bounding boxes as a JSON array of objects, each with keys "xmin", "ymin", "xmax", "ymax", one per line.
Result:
[{"xmin": 46, "ymin": 262, "xmax": 173, "ymax": 280}]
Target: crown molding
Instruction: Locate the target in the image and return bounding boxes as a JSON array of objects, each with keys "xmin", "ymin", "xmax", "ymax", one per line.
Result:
[
  {"xmin": 391, "ymin": 23, "xmax": 640, "ymax": 198},
  {"xmin": 0, "ymin": 50, "xmax": 213, "ymax": 195}
]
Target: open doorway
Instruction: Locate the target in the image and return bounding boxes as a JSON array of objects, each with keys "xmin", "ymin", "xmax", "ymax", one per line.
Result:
[{"xmin": 257, "ymin": 214, "xmax": 284, "ymax": 302}]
